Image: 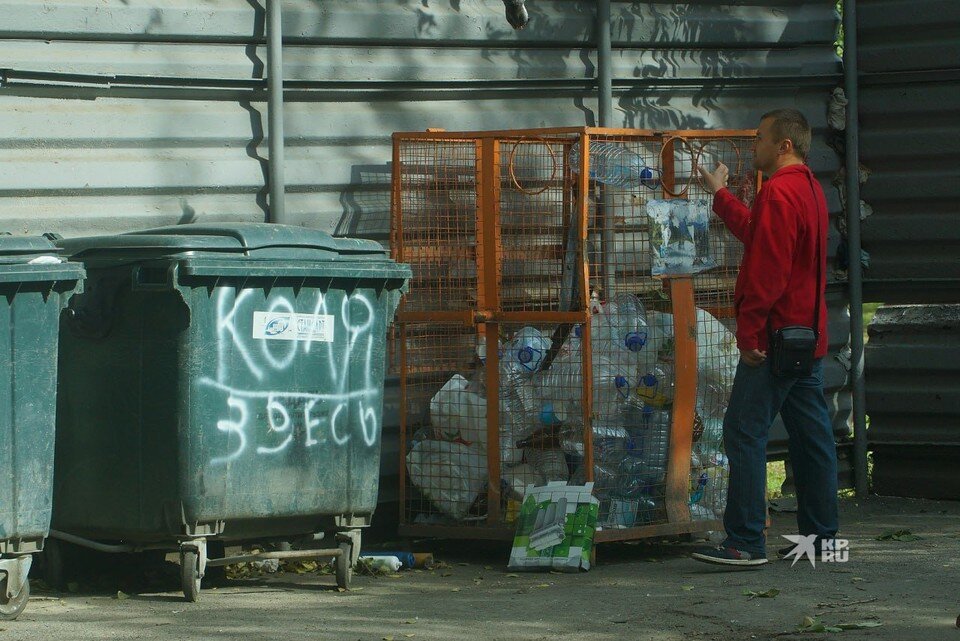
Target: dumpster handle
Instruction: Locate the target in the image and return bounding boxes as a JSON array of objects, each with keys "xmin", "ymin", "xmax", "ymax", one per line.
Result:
[
  {"xmin": 131, "ymin": 263, "xmax": 179, "ymax": 291},
  {"xmin": 49, "ymin": 529, "xmax": 144, "ymax": 554}
]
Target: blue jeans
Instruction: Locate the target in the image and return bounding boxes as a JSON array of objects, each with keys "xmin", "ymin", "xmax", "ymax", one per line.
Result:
[{"xmin": 721, "ymin": 358, "xmax": 839, "ymax": 555}]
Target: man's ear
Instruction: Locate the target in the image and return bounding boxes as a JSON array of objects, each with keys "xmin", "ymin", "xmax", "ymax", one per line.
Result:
[{"xmin": 779, "ymin": 139, "xmax": 794, "ymax": 156}]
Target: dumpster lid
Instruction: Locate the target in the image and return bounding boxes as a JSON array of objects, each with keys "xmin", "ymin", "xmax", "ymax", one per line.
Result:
[
  {"xmin": 0, "ymin": 234, "xmax": 63, "ymax": 258},
  {"xmin": 58, "ymin": 223, "xmax": 387, "ymax": 259}
]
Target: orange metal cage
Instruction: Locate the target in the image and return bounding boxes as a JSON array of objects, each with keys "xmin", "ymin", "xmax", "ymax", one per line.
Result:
[{"xmin": 391, "ymin": 127, "xmax": 757, "ymax": 544}]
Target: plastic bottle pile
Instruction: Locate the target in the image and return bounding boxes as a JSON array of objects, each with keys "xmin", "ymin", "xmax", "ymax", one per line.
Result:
[{"xmin": 406, "ymin": 293, "xmax": 736, "ymax": 526}]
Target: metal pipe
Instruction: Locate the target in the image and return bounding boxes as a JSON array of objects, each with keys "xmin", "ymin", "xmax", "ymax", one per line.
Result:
[
  {"xmin": 50, "ymin": 529, "xmax": 137, "ymax": 553},
  {"xmin": 266, "ymin": 0, "xmax": 287, "ymax": 224},
  {"xmin": 843, "ymin": 0, "xmax": 868, "ymax": 497},
  {"xmin": 206, "ymin": 548, "xmax": 341, "ymax": 568},
  {"xmin": 597, "ymin": 0, "xmax": 613, "ymax": 126},
  {"xmin": 596, "ymin": 0, "xmax": 616, "ymax": 299}
]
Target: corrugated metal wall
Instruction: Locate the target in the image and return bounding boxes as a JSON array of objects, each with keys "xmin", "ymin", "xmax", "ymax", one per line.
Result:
[
  {"xmin": 865, "ymin": 305, "xmax": 960, "ymax": 499},
  {"xmin": 0, "ymin": 1, "xmax": 850, "ymax": 512},
  {"xmin": 858, "ymin": 0, "xmax": 960, "ymax": 304},
  {"xmin": 858, "ymin": 1, "xmax": 960, "ymax": 499}
]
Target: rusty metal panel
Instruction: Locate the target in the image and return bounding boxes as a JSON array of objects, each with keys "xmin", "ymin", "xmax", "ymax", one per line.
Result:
[
  {"xmin": 858, "ymin": 0, "xmax": 960, "ymax": 303},
  {"xmin": 866, "ymin": 305, "xmax": 960, "ymax": 499}
]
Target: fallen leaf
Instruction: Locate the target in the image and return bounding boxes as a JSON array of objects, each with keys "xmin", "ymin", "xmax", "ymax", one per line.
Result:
[
  {"xmin": 851, "ymin": 577, "xmax": 865, "ymax": 583},
  {"xmin": 451, "ymin": 587, "xmax": 461, "ymax": 592},
  {"xmin": 742, "ymin": 588, "xmax": 779, "ymax": 599},
  {"xmin": 402, "ymin": 620, "xmax": 416, "ymax": 625},
  {"xmin": 383, "ymin": 636, "xmax": 394, "ymax": 641},
  {"xmin": 440, "ymin": 573, "xmax": 453, "ymax": 577},
  {"xmin": 116, "ymin": 591, "xmax": 129, "ymax": 601},
  {"xmin": 681, "ymin": 585, "xmax": 695, "ymax": 591},
  {"xmin": 484, "ymin": 565, "xmax": 492, "ymax": 570},
  {"xmin": 404, "ymin": 635, "xmax": 416, "ymax": 638},
  {"xmin": 506, "ymin": 574, "xmax": 520, "ymax": 578},
  {"xmin": 876, "ymin": 529, "xmax": 922, "ymax": 542},
  {"xmin": 457, "ymin": 562, "xmax": 469, "ymax": 566}
]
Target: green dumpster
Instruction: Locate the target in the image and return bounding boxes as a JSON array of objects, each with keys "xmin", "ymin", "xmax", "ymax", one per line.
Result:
[
  {"xmin": 0, "ymin": 235, "xmax": 83, "ymax": 620},
  {"xmin": 52, "ymin": 224, "xmax": 409, "ymax": 600}
]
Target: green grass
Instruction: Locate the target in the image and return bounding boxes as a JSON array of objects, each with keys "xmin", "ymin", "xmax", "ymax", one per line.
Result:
[
  {"xmin": 862, "ymin": 301, "xmax": 882, "ymax": 342},
  {"xmin": 766, "ymin": 461, "xmax": 786, "ymax": 500}
]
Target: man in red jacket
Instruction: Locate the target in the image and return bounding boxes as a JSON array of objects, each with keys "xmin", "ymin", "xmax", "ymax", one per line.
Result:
[{"xmin": 691, "ymin": 109, "xmax": 839, "ymax": 566}]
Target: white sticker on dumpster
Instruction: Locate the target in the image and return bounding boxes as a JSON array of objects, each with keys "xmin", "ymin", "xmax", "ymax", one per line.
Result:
[{"xmin": 252, "ymin": 312, "xmax": 335, "ymax": 343}]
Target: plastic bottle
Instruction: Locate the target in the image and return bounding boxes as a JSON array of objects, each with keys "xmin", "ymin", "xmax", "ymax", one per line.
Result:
[
  {"xmin": 609, "ymin": 438, "xmax": 666, "ymax": 527},
  {"xmin": 499, "ymin": 366, "xmax": 535, "ymax": 466},
  {"xmin": 498, "ymin": 326, "xmax": 548, "ymax": 460},
  {"xmin": 637, "ymin": 403, "xmax": 671, "ymax": 471},
  {"xmin": 635, "ymin": 362, "xmax": 675, "ymax": 408},
  {"xmin": 534, "ymin": 346, "xmax": 631, "ymax": 433},
  {"xmin": 593, "ymin": 294, "xmax": 650, "ymax": 355},
  {"xmin": 689, "ymin": 471, "xmax": 709, "ymax": 505},
  {"xmin": 504, "ymin": 326, "xmax": 551, "ymax": 374},
  {"xmin": 357, "ymin": 555, "xmax": 403, "ymax": 572},
  {"xmin": 593, "ymin": 294, "xmax": 658, "ymax": 385},
  {"xmin": 569, "ymin": 141, "xmax": 661, "ymax": 189}
]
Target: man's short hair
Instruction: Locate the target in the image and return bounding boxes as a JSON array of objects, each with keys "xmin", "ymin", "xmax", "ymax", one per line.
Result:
[{"xmin": 761, "ymin": 108, "xmax": 812, "ymax": 159}]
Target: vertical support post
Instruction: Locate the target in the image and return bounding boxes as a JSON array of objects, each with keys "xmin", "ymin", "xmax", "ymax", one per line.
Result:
[
  {"xmin": 665, "ymin": 277, "xmax": 697, "ymax": 524},
  {"xmin": 393, "ymin": 135, "xmax": 407, "ymax": 525},
  {"xmin": 398, "ymin": 324, "xmax": 409, "ymax": 524},
  {"xmin": 596, "ymin": 0, "xmax": 613, "ymax": 126},
  {"xmin": 266, "ymin": 0, "xmax": 287, "ymax": 224},
  {"xmin": 843, "ymin": 0, "xmax": 868, "ymax": 498},
  {"xmin": 578, "ymin": 134, "xmax": 595, "ymax": 482},
  {"xmin": 477, "ymin": 137, "xmax": 502, "ymax": 524}
]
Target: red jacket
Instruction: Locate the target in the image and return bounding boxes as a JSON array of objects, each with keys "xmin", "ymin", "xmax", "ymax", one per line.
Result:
[{"xmin": 713, "ymin": 164, "xmax": 829, "ymax": 358}]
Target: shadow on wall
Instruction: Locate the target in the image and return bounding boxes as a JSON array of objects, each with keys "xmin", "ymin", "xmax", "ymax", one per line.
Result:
[{"xmin": 336, "ymin": 164, "xmax": 393, "ymax": 241}]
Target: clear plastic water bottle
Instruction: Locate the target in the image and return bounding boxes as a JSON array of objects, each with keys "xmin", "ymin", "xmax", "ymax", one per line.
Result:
[
  {"xmin": 533, "ymin": 345, "xmax": 631, "ymax": 432},
  {"xmin": 638, "ymin": 404, "xmax": 671, "ymax": 471},
  {"xmin": 592, "ymin": 294, "xmax": 650, "ymax": 354},
  {"xmin": 504, "ymin": 326, "xmax": 551, "ymax": 374},
  {"xmin": 593, "ymin": 294, "xmax": 659, "ymax": 387},
  {"xmin": 635, "ymin": 362, "xmax": 675, "ymax": 408},
  {"xmin": 569, "ymin": 141, "xmax": 661, "ymax": 189}
]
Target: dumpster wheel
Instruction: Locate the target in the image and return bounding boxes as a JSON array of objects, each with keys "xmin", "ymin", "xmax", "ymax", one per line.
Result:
[
  {"xmin": 0, "ymin": 575, "xmax": 29, "ymax": 621},
  {"xmin": 180, "ymin": 549, "xmax": 202, "ymax": 602},
  {"xmin": 335, "ymin": 541, "xmax": 352, "ymax": 590}
]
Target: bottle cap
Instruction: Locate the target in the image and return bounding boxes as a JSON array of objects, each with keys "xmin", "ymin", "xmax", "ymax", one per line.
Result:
[
  {"xmin": 641, "ymin": 373, "xmax": 657, "ymax": 387},
  {"xmin": 539, "ymin": 403, "xmax": 561, "ymax": 426},
  {"xmin": 625, "ymin": 331, "xmax": 648, "ymax": 352},
  {"xmin": 614, "ymin": 375, "xmax": 629, "ymax": 397}
]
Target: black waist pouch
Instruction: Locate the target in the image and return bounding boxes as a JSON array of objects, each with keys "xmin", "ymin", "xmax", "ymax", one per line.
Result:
[{"xmin": 770, "ymin": 326, "xmax": 817, "ymax": 377}]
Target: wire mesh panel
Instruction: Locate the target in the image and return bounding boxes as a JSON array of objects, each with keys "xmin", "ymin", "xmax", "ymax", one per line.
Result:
[
  {"xmin": 393, "ymin": 138, "xmax": 478, "ymax": 313},
  {"xmin": 392, "ymin": 128, "xmax": 757, "ymax": 542}
]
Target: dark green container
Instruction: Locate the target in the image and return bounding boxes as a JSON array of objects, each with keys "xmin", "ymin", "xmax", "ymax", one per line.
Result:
[
  {"xmin": 0, "ymin": 236, "xmax": 84, "ymax": 551},
  {"xmin": 53, "ymin": 224, "xmax": 409, "ymax": 543}
]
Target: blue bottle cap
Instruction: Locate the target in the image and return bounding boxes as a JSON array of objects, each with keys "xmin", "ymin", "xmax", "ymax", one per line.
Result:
[
  {"xmin": 641, "ymin": 373, "xmax": 657, "ymax": 387},
  {"xmin": 573, "ymin": 324, "xmax": 583, "ymax": 338},
  {"xmin": 517, "ymin": 346, "xmax": 534, "ymax": 364},
  {"xmin": 539, "ymin": 402, "xmax": 561, "ymax": 426},
  {"xmin": 613, "ymin": 376, "xmax": 630, "ymax": 392},
  {"xmin": 625, "ymin": 331, "xmax": 647, "ymax": 352}
]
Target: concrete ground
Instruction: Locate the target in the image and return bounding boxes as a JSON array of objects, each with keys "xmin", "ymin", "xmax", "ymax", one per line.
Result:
[{"xmin": 4, "ymin": 495, "xmax": 958, "ymax": 641}]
